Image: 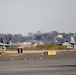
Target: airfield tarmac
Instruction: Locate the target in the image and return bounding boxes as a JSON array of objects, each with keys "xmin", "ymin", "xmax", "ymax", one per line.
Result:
[{"xmin": 0, "ymin": 52, "xmax": 76, "ymax": 75}]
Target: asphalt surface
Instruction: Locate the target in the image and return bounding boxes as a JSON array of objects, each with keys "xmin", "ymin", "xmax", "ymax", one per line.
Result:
[
  {"xmin": 0, "ymin": 50, "xmax": 76, "ymax": 61},
  {"xmin": 0, "ymin": 58, "xmax": 76, "ymax": 75},
  {"xmin": 0, "ymin": 52, "xmax": 76, "ymax": 75}
]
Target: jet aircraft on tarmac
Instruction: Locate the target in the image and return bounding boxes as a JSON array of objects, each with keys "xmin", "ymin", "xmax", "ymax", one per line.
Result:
[
  {"xmin": 0, "ymin": 37, "xmax": 21, "ymax": 50},
  {"xmin": 62, "ymin": 37, "xmax": 76, "ymax": 49}
]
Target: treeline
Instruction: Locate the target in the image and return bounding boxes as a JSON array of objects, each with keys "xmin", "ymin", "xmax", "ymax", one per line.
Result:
[{"xmin": 0, "ymin": 31, "xmax": 76, "ymax": 43}]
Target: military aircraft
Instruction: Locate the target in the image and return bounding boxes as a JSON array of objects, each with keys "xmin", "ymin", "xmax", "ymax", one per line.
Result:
[
  {"xmin": 62, "ymin": 36, "xmax": 76, "ymax": 49},
  {"xmin": 69, "ymin": 37, "xmax": 76, "ymax": 48},
  {"xmin": 0, "ymin": 37, "xmax": 21, "ymax": 50}
]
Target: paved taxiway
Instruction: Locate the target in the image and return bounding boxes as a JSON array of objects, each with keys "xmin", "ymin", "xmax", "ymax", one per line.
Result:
[{"xmin": 0, "ymin": 55, "xmax": 76, "ymax": 75}]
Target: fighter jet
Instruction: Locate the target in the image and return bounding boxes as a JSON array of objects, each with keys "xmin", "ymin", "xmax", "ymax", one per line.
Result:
[
  {"xmin": 62, "ymin": 36, "xmax": 76, "ymax": 49},
  {"xmin": 0, "ymin": 37, "xmax": 21, "ymax": 50},
  {"xmin": 69, "ymin": 37, "xmax": 76, "ymax": 48}
]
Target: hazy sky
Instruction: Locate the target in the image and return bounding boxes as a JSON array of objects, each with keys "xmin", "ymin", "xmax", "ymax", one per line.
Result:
[{"xmin": 0, "ymin": 0, "xmax": 76, "ymax": 35}]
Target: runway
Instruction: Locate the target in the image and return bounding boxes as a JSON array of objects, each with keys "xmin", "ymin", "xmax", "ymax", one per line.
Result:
[
  {"xmin": 0, "ymin": 57, "xmax": 76, "ymax": 75},
  {"xmin": 0, "ymin": 50, "xmax": 76, "ymax": 75}
]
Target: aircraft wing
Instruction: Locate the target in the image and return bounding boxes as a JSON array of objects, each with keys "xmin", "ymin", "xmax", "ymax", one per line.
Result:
[
  {"xmin": 69, "ymin": 42, "xmax": 76, "ymax": 44},
  {"xmin": 0, "ymin": 43, "xmax": 21, "ymax": 47},
  {"xmin": 6, "ymin": 43, "xmax": 21, "ymax": 47},
  {"xmin": 0, "ymin": 43, "xmax": 8, "ymax": 46}
]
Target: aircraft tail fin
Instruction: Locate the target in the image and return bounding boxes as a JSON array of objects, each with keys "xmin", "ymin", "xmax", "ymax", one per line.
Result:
[
  {"xmin": 1, "ymin": 37, "xmax": 4, "ymax": 43},
  {"xmin": 71, "ymin": 37, "xmax": 75, "ymax": 42}
]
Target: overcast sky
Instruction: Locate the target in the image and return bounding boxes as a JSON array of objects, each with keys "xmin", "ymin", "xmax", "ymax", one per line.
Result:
[{"xmin": 0, "ymin": 0, "xmax": 76, "ymax": 35}]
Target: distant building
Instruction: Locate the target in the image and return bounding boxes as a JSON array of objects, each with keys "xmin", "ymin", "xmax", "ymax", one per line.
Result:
[
  {"xmin": 19, "ymin": 40, "xmax": 44, "ymax": 48},
  {"xmin": 57, "ymin": 35, "xmax": 63, "ymax": 38}
]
